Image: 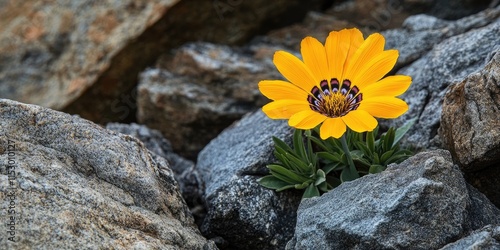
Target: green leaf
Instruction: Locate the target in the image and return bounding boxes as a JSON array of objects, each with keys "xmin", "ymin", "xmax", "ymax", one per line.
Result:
[
  {"xmin": 369, "ymin": 164, "xmax": 386, "ymax": 174},
  {"xmin": 268, "ymin": 164, "xmax": 309, "ymax": 183},
  {"xmin": 317, "ymin": 151, "xmax": 342, "ymax": 162},
  {"xmin": 384, "ymin": 128, "xmax": 395, "ymax": 152},
  {"xmin": 272, "ymin": 137, "xmax": 294, "ymax": 154},
  {"xmin": 380, "ymin": 150, "xmax": 395, "ymax": 165},
  {"xmin": 314, "ymin": 169, "xmax": 326, "ymax": 186},
  {"xmin": 322, "ymin": 162, "xmax": 343, "ymax": 174},
  {"xmin": 366, "ymin": 130, "xmax": 375, "ymax": 153},
  {"xmin": 303, "ymin": 184, "xmax": 320, "ymax": 198},
  {"xmin": 293, "ymin": 129, "xmax": 307, "ymax": 160},
  {"xmin": 294, "ymin": 181, "xmax": 312, "ymax": 190},
  {"xmin": 258, "ymin": 175, "xmax": 292, "ymax": 190},
  {"xmin": 340, "ymin": 165, "xmax": 359, "ymax": 182},
  {"xmin": 276, "ymin": 184, "xmax": 298, "ymax": 192},
  {"xmin": 393, "ymin": 117, "xmax": 417, "ymax": 147}
]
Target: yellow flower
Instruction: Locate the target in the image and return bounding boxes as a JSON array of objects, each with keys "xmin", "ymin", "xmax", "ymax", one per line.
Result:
[{"xmin": 259, "ymin": 28, "xmax": 411, "ymax": 139}]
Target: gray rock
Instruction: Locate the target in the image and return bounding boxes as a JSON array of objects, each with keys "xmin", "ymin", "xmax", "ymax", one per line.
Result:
[
  {"xmin": 106, "ymin": 122, "xmax": 194, "ymax": 177},
  {"xmin": 0, "ymin": 99, "xmax": 216, "ymax": 250},
  {"xmin": 137, "ymin": 42, "xmax": 281, "ymax": 159},
  {"xmin": 287, "ymin": 150, "xmax": 500, "ymax": 250},
  {"xmin": 196, "ymin": 110, "xmax": 302, "ymax": 250},
  {"xmin": 440, "ymin": 225, "xmax": 500, "ymax": 250},
  {"xmin": 385, "ymin": 13, "xmax": 500, "ymax": 150},
  {"xmin": 105, "ymin": 122, "xmax": 205, "ymax": 225}
]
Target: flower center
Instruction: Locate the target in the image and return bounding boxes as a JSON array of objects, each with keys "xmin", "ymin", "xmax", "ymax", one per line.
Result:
[{"xmin": 308, "ymin": 78, "xmax": 362, "ymax": 118}]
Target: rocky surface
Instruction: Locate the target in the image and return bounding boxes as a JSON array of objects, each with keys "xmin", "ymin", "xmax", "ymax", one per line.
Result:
[
  {"xmin": 137, "ymin": 43, "xmax": 282, "ymax": 159},
  {"xmin": 382, "ymin": 7, "xmax": 500, "ymax": 150},
  {"xmin": 105, "ymin": 122, "xmax": 205, "ymax": 225},
  {"xmin": 287, "ymin": 150, "xmax": 500, "ymax": 249},
  {"xmin": 0, "ymin": 99, "xmax": 216, "ymax": 250},
  {"xmin": 0, "ymin": 0, "xmax": 328, "ymax": 124},
  {"xmin": 440, "ymin": 225, "xmax": 500, "ymax": 250},
  {"xmin": 439, "ymin": 49, "xmax": 500, "ymax": 207},
  {"xmin": 0, "ymin": 0, "xmax": 181, "ymax": 117},
  {"xmin": 196, "ymin": 111, "xmax": 301, "ymax": 250},
  {"xmin": 440, "ymin": 50, "xmax": 500, "ymax": 170}
]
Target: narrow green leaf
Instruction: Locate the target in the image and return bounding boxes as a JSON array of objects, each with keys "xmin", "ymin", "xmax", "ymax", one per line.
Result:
[
  {"xmin": 293, "ymin": 129, "xmax": 307, "ymax": 160},
  {"xmin": 268, "ymin": 164, "xmax": 309, "ymax": 183},
  {"xmin": 276, "ymin": 184, "xmax": 298, "ymax": 192},
  {"xmin": 384, "ymin": 128, "xmax": 395, "ymax": 152},
  {"xmin": 272, "ymin": 136, "xmax": 294, "ymax": 155},
  {"xmin": 322, "ymin": 162, "xmax": 343, "ymax": 174},
  {"xmin": 367, "ymin": 130, "xmax": 375, "ymax": 153},
  {"xmin": 303, "ymin": 184, "xmax": 320, "ymax": 198},
  {"xmin": 317, "ymin": 151, "xmax": 342, "ymax": 162},
  {"xmin": 258, "ymin": 175, "xmax": 290, "ymax": 190},
  {"xmin": 380, "ymin": 150, "xmax": 395, "ymax": 165},
  {"xmin": 294, "ymin": 181, "xmax": 312, "ymax": 190},
  {"xmin": 393, "ymin": 117, "xmax": 417, "ymax": 147}
]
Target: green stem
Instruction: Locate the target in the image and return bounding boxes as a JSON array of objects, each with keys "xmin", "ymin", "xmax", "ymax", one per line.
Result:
[{"xmin": 340, "ymin": 132, "xmax": 359, "ymax": 180}]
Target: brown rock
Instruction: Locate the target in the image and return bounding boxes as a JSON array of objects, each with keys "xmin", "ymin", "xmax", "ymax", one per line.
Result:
[
  {"xmin": 440, "ymin": 50, "xmax": 500, "ymax": 206},
  {"xmin": 0, "ymin": 0, "xmax": 180, "ymax": 115}
]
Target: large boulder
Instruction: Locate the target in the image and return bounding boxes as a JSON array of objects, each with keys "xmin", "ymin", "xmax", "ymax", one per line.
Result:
[
  {"xmin": 439, "ymin": 49, "xmax": 500, "ymax": 207},
  {"xmin": 287, "ymin": 150, "xmax": 500, "ymax": 249},
  {"xmin": 195, "ymin": 111, "xmax": 301, "ymax": 250},
  {"xmin": 0, "ymin": 99, "xmax": 216, "ymax": 249}
]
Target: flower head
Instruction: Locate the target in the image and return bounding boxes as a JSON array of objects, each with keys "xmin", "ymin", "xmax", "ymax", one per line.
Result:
[{"xmin": 259, "ymin": 28, "xmax": 411, "ymax": 139}]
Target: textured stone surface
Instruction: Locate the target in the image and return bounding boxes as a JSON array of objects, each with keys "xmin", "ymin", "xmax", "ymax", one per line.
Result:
[
  {"xmin": 287, "ymin": 150, "xmax": 500, "ymax": 250},
  {"xmin": 327, "ymin": 0, "xmax": 492, "ymax": 32},
  {"xmin": 137, "ymin": 42, "xmax": 281, "ymax": 159},
  {"xmin": 439, "ymin": 50, "xmax": 500, "ymax": 208},
  {"xmin": 196, "ymin": 110, "xmax": 301, "ymax": 250},
  {"xmin": 44, "ymin": 0, "xmax": 328, "ymax": 124},
  {"xmin": 440, "ymin": 225, "xmax": 500, "ymax": 250},
  {"xmin": 439, "ymin": 50, "xmax": 500, "ymax": 170},
  {"xmin": 385, "ymin": 14, "xmax": 500, "ymax": 150},
  {"xmin": 0, "ymin": 0, "xmax": 180, "ymax": 113},
  {"xmin": 0, "ymin": 99, "xmax": 216, "ymax": 250},
  {"xmin": 105, "ymin": 122, "xmax": 204, "ymax": 225}
]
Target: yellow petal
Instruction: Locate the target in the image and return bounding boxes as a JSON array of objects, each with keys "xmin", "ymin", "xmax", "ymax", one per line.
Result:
[
  {"xmin": 325, "ymin": 30, "xmax": 348, "ymax": 81},
  {"xmin": 344, "ymin": 33, "xmax": 385, "ymax": 82},
  {"xmin": 358, "ymin": 97, "xmax": 409, "ymax": 118},
  {"xmin": 361, "ymin": 75, "xmax": 412, "ymax": 99},
  {"xmin": 341, "ymin": 110, "xmax": 378, "ymax": 133},
  {"xmin": 273, "ymin": 51, "xmax": 317, "ymax": 92},
  {"xmin": 301, "ymin": 36, "xmax": 329, "ymax": 83},
  {"xmin": 343, "ymin": 28, "xmax": 365, "ymax": 74},
  {"xmin": 262, "ymin": 100, "xmax": 309, "ymax": 119},
  {"xmin": 288, "ymin": 110, "xmax": 327, "ymax": 129},
  {"xmin": 353, "ymin": 50, "xmax": 399, "ymax": 89},
  {"xmin": 320, "ymin": 118, "xmax": 346, "ymax": 139},
  {"xmin": 258, "ymin": 80, "xmax": 309, "ymax": 101}
]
